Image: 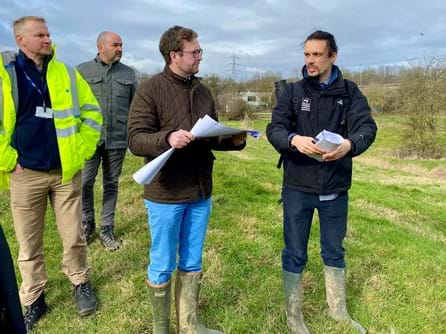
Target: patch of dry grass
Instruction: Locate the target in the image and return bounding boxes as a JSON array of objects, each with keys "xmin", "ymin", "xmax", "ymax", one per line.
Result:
[{"xmin": 354, "ymin": 198, "xmax": 446, "ymax": 244}]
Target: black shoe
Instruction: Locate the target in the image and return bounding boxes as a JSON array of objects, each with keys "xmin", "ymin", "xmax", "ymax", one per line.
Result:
[
  {"xmin": 24, "ymin": 293, "xmax": 47, "ymax": 331},
  {"xmin": 99, "ymin": 227, "xmax": 122, "ymax": 251},
  {"xmin": 73, "ymin": 282, "xmax": 97, "ymax": 316},
  {"xmin": 82, "ymin": 220, "xmax": 96, "ymax": 244}
]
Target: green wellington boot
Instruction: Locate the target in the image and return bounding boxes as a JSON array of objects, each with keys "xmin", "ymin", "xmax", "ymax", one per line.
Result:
[
  {"xmin": 148, "ymin": 280, "xmax": 171, "ymax": 334},
  {"xmin": 175, "ymin": 271, "xmax": 223, "ymax": 334},
  {"xmin": 324, "ymin": 266, "xmax": 367, "ymax": 334},
  {"xmin": 283, "ymin": 270, "xmax": 311, "ymax": 334}
]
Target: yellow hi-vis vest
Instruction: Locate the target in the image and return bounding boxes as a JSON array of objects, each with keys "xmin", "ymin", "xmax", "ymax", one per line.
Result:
[
  {"xmin": 0, "ymin": 48, "xmax": 102, "ymax": 189},
  {"xmin": 0, "ymin": 55, "xmax": 16, "ymax": 189}
]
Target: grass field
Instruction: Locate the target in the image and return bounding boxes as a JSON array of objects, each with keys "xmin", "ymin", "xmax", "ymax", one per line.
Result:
[{"xmin": 0, "ymin": 113, "xmax": 445, "ymax": 333}]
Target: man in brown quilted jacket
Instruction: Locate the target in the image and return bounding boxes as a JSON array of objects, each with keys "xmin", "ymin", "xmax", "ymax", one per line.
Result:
[{"xmin": 128, "ymin": 25, "xmax": 246, "ymax": 334}]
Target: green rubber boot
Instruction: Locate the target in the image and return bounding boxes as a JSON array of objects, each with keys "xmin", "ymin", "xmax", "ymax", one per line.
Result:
[
  {"xmin": 148, "ymin": 280, "xmax": 171, "ymax": 334},
  {"xmin": 175, "ymin": 271, "xmax": 223, "ymax": 334},
  {"xmin": 283, "ymin": 270, "xmax": 311, "ymax": 334},
  {"xmin": 324, "ymin": 266, "xmax": 367, "ymax": 334}
]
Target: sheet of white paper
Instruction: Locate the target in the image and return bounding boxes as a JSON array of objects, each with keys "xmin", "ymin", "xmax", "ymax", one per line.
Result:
[
  {"xmin": 132, "ymin": 116, "xmax": 261, "ymax": 185},
  {"xmin": 132, "ymin": 147, "xmax": 175, "ymax": 184},
  {"xmin": 191, "ymin": 115, "xmax": 260, "ymax": 138},
  {"xmin": 309, "ymin": 130, "xmax": 344, "ymax": 162}
]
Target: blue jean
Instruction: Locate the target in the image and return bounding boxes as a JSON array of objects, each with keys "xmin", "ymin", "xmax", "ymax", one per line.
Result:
[
  {"xmin": 281, "ymin": 188, "xmax": 348, "ymax": 274},
  {"xmin": 82, "ymin": 144, "xmax": 126, "ymax": 228},
  {"xmin": 144, "ymin": 197, "xmax": 212, "ymax": 285}
]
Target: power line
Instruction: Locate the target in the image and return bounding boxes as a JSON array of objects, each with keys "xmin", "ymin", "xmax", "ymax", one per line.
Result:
[{"xmin": 229, "ymin": 53, "xmax": 240, "ymax": 81}]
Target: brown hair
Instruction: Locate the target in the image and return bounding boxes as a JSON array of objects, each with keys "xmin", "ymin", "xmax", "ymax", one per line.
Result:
[
  {"xmin": 13, "ymin": 16, "xmax": 46, "ymax": 36},
  {"xmin": 159, "ymin": 25, "xmax": 198, "ymax": 64}
]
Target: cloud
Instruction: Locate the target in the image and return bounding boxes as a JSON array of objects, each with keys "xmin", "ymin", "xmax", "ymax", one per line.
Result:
[{"xmin": 1, "ymin": 0, "xmax": 446, "ymax": 79}]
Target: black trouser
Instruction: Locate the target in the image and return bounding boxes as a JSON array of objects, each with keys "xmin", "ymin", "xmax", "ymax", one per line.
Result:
[{"xmin": 0, "ymin": 225, "xmax": 26, "ymax": 334}]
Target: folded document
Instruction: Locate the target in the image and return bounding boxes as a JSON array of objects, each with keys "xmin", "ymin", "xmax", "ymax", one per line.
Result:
[
  {"xmin": 133, "ymin": 115, "xmax": 260, "ymax": 185},
  {"xmin": 309, "ymin": 130, "xmax": 344, "ymax": 162}
]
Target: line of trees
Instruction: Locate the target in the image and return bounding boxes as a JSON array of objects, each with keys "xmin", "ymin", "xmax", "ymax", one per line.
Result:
[
  {"xmin": 354, "ymin": 55, "xmax": 446, "ymax": 158},
  {"xmin": 133, "ymin": 55, "xmax": 446, "ymax": 159},
  {"xmin": 205, "ymin": 56, "xmax": 446, "ymax": 159}
]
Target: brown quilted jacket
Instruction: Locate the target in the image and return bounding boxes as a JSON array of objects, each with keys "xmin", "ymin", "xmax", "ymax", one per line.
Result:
[{"xmin": 128, "ymin": 66, "xmax": 244, "ymax": 203}]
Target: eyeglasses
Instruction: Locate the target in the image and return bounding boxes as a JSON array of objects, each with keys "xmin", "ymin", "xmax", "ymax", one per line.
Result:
[{"xmin": 180, "ymin": 48, "xmax": 203, "ymax": 58}]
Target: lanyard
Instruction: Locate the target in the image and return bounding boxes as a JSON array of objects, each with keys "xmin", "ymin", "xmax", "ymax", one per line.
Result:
[{"xmin": 17, "ymin": 56, "xmax": 48, "ymax": 107}]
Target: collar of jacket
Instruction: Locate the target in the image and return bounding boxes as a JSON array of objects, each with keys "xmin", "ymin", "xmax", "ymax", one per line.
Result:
[
  {"xmin": 17, "ymin": 44, "xmax": 54, "ymax": 72},
  {"xmin": 94, "ymin": 54, "xmax": 120, "ymax": 68},
  {"xmin": 163, "ymin": 65, "xmax": 200, "ymax": 88},
  {"xmin": 17, "ymin": 49, "xmax": 52, "ymax": 72}
]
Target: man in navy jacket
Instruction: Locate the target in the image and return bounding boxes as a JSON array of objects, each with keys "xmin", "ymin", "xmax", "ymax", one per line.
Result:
[{"xmin": 267, "ymin": 30, "xmax": 376, "ymax": 334}]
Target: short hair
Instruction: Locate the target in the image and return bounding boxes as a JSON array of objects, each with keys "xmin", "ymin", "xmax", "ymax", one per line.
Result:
[
  {"xmin": 159, "ymin": 25, "xmax": 198, "ymax": 64},
  {"xmin": 304, "ymin": 30, "xmax": 338, "ymax": 56},
  {"xmin": 97, "ymin": 31, "xmax": 109, "ymax": 45},
  {"xmin": 97, "ymin": 31, "xmax": 120, "ymax": 46},
  {"xmin": 13, "ymin": 16, "xmax": 46, "ymax": 36}
]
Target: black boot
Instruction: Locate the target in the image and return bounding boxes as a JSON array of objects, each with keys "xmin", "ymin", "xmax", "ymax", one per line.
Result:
[
  {"xmin": 73, "ymin": 282, "xmax": 97, "ymax": 316},
  {"xmin": 24, "ymin": 293, "xmax": 47, "ymax": 331}
]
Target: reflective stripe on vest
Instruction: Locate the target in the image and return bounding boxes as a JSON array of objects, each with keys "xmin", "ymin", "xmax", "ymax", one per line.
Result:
[
  {"xmin": 0, "ymin": 76, "xmax": 4, "ymax": 135},
  {"xmin": 83, "ymin": 118, "xmax": 101, "ymax": 132},
  {"xmin": 83, "ymin": 104, "xmax": 101, "ymax": 112},
  {"xmin": 66, "ymin": 65, "xmax": 80, "ymax": 118},
  {"xmin": 56, "ymin": 125, "xmax": 76, "ymax": 138},
  {"xmin": 65, "ymin": 66, "xmax": 100, "ymax": 118},
  {"xmin": 53, "ymin": 109, "xmax": 73, "ymax": 119},
  {"xmin": 3, "ymin": 64, "xmax": 18, "ymax": 113}
]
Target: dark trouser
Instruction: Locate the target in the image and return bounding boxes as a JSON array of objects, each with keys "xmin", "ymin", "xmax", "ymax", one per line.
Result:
[
  {"xmin": 82, "ymin": 144, "xmax": 126, "ymax": 228},
  {"xmin": 0, "ymin": 225, "xmax": 26, "ymax": 334},
  {"xmin": 282, "ymin": 188, "xmax": 348, "ymax": 274}
]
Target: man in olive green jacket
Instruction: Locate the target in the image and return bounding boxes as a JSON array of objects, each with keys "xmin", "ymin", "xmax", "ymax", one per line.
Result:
[
  {"xmin": 77, "ymin": 31, "xmax": 137, "ymax": 250},
  {"xmin": 128, "ymin": 25, "xmax": 246, "ymax": 334}
]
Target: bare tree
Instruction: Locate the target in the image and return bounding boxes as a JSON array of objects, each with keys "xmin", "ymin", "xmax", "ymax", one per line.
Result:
[{"xmin": 397, "ymin": 53, "xmax": 446, "ymax": 158}]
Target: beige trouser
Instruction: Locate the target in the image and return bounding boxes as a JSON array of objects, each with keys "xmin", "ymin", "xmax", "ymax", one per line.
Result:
[{"xmin": 10, "ymin": 168, "xmax": 90, "ymax": 306}]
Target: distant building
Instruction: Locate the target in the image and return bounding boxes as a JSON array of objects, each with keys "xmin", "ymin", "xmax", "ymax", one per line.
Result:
[
  {"xmin": 239, "ymin": 91, "xmax": 272, "ymax": 109},
  {"xmin": 217, "ymin": 91, "xmax": 273, "ymax": 116}
]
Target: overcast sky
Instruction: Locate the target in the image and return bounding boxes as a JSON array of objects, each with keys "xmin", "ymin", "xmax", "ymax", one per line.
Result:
[{"xmin": 1, "ymin": 0, "xmax": 445, "ymax": 80}]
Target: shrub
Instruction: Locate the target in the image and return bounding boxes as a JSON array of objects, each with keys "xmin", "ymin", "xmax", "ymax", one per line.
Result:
[
  {"xmin": 396, "ymin": 58, "xmax": 446, "ymax": 158},
  {"xmin": 363, "ymin": 84, "xmax": 400, "ymax": 114}
]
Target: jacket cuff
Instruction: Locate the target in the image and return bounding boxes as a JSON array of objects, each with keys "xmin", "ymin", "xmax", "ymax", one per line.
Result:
[
  {"xmin": 347, "ymin": 137, "xmax": 358, "ymax": 156},
  {"xmin": 288, "ymin": 133, "xmax": 298, "ymax": 151}
]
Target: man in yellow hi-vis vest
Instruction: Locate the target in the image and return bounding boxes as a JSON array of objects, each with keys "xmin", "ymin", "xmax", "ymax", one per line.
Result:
[{"xmin": 0, "ymin": 16, "xmax": 102, "ymax": 331}]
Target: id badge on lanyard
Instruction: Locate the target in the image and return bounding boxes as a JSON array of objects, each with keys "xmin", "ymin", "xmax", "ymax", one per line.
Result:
[
  {"xmin": 18, "ymin": 58, "xmax": 53, "ymax": 119},
  {"xmin": 35, "ymin": 105, "xmax": 53, "ymax": 119}
]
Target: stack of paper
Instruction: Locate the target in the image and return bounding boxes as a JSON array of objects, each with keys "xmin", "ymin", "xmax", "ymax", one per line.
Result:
[{"xmin": 309, "ymin": 130, "xmax": 344, "ymax": 162}]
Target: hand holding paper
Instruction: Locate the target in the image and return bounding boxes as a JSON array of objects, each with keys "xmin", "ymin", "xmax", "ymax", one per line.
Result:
[
  {"xmin": 167, "ymin": 129, "xmax": 195, "ymax": 149},
  {"xmin": 322, "ymin": 138, "xmax": 351, "ymax": 161},
  {"xmin": 230, "ymin": 133, "xmax": 248, "ymax": 146},
  {"xmin": 291, "ymin": 135, "xmax": 326, "ymax": 156},
  {"xmin": 308, "ymin": 130, "xmax": 345, "ymax": 162},
  {"xmin": 133, "ymin": 115, "xmax": 260, "ymax": 185}
]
